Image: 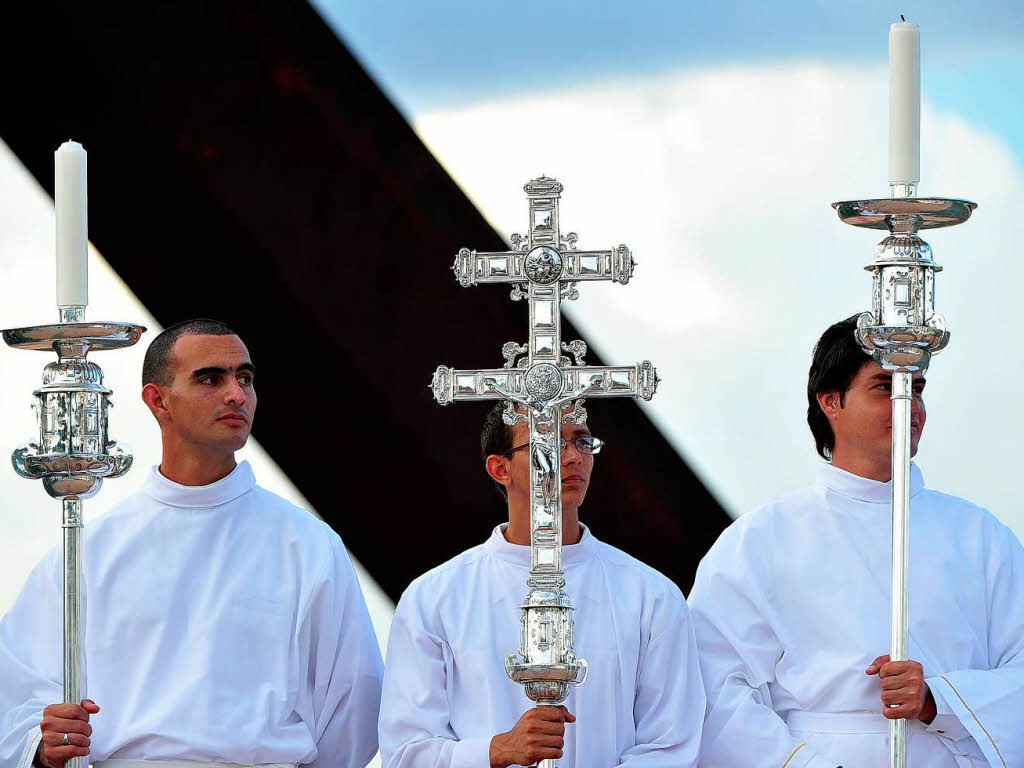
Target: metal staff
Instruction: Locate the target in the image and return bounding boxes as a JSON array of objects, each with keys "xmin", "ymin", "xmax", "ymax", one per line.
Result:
[
  {"xmin": 833, "ymin": 191, "xmax": 974, "ymax": 767},
  {"xmin": 430, "ymin": 176, "xmax": 658, "ymax": 768},
  {"xmin": 3, "ymin": 162, "xmax": 144, "ymax": 768}
]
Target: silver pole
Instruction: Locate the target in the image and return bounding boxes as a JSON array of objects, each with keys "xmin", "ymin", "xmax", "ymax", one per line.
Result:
[
  {"xmin": 889, "ymin": 370, "xmax": 912, "ymax": 768},
  {"xmin": 887, "ymin": 178, "xmax": 915, "ymax": 768},
  {"xmin": 62, "ymin": 497, "xmax": 84, "ymax": 768},
  {"xmin": 834, "ymin": 183, "xmax": 975, "ymax": 768},
  {"xmin": 4, "ymin": 308, "xmax": 145, "ymax": 768}
]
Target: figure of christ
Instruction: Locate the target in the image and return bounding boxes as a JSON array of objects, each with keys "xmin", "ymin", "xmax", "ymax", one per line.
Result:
[{"xmin": 0, "ymin": 319, "xmax": 383, "ymax": 768}]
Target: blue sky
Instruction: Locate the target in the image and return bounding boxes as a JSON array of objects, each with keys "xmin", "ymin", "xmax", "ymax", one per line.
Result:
[
  {"xmin": 304, "ymin": 1, "xmax": 1024, "ymax": 534},
  {"xmin": 312, "ymin": 1, "xmax": 1024, "ymax": 162}
]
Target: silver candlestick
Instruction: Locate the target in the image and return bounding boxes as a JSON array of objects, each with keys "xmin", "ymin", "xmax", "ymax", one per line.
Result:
[
  {"xmin": 430, "ymin": 176, "xmax": 658, "ymax": 768},
  {"xmin": 833, "ymin": 190, "xmax": 974, "ymax": 767},
  {"xmin": 3, "ymin": 306, "xmax": 144, "ymax": 768}
]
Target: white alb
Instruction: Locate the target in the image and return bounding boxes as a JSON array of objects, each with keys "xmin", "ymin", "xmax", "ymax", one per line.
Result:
[
  {"xmin": 0, "ymin": 461, "xmax": 383, "ymax": 768},
  {"xmin": 688, "ymin": 462, "xmax": 1024, "ymax": 768}
]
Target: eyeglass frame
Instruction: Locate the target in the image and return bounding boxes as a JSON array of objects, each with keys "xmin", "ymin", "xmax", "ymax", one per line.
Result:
[{"xmin": 502, "ymin": 435, "xmax": 606, "ymax": 456}]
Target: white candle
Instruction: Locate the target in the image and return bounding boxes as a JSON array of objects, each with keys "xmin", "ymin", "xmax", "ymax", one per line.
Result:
[
  {"xmin": 55, "ymin": 140, "xmax": 88, "ymax": 308},
  {"xmin": 889, "ymin": 19, "xmax": 921, "ymax": 186}
]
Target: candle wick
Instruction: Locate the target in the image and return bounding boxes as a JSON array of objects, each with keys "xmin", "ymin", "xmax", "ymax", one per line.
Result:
[{"xmin": 900, "ymin": 14, "xmax": 905, "ymax": 21}]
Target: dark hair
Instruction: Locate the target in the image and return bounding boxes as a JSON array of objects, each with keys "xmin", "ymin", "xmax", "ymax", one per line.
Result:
[
  {"xmin": 481, "ymin": 402, "xmax": 517, "ymax": 500},
  {"xmin": 142, "ymin": 318, "xmax": 238, "ymax": 386},
  {"xmin": 807, "ymin": 314, "xmax": 871, "ymax": 460}
]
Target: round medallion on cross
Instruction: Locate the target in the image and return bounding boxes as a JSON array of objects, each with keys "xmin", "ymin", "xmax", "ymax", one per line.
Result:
[
  {"xmin": 524, "ymin": 362, "xmax": 563, "ymax": 402},
  {"xmin": 524, "ymin": 246, "xmax": 563, "ymax": 285}
]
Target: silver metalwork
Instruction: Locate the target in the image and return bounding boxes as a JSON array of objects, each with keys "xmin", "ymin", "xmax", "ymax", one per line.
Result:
[
  {"xmin": 4, "ymin": 305, "xmax": 144, "ymax": 768},
  {"xmin": 430, "ymin": 176, "xmax": 658, "ymax": 768},
  {"xmin": 833, "ymin": 186, "xmax": 974, "ymax": 768}
]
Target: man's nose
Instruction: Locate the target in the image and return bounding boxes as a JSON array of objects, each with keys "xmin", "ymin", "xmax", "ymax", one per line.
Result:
[
  {"xmin": 561, "ymin": 439, "xmax": 583, "ymax": 464},
  {"xmin": 224, "ymin": 379, "xmax": 246, "ymax": 405}
]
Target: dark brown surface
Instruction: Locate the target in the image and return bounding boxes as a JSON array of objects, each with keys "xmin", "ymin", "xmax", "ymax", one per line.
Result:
[{"xmin": 0, "ymin": 1, "xmax": 729, "ymax": 598}]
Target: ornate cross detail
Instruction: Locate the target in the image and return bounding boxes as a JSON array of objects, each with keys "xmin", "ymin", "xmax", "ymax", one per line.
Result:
[{"xmin": 429, "ymin": 177, "xmax": 658, "ymax": 736}]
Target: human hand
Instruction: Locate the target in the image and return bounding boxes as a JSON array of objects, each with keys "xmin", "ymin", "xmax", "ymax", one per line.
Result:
[
  {"xmin": 489, "ymin": 705, "xmax": 576, "ymax": 767},
  {"xmin": 36, "ymin": 699, "xmax": 99, "ymax": 768},
  {"xmin": 866, "ymin": 655, "xmax": 936, "ymax": 723}
]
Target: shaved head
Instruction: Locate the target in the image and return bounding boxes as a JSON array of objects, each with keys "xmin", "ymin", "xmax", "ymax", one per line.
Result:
[{"xmin": 142, "ymin": 318, "xmax": 238, "ymax": 386}]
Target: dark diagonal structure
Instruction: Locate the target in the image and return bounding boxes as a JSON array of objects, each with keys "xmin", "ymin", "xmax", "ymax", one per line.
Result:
[{"xmin": 0, "ymin": 1, "xmax": 729, "ymax": 598}]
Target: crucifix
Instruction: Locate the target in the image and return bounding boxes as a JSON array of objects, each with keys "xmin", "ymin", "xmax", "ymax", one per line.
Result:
[{"xmin": 430, "ymin": 175, "xmax": 658, "ymax": 768}]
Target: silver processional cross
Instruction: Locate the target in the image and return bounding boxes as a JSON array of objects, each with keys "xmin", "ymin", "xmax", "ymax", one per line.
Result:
[{"xmin": 430, "ymin": 176, "xmax": 658, "ymax": 768}]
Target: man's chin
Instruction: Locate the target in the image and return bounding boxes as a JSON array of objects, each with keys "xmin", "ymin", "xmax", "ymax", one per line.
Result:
[{"xmin": 561, "ymin": 487, "xmax": 588, "ymax": 508}]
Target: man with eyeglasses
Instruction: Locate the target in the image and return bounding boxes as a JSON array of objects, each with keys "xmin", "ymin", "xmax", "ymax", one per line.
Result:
[{"xmin": 378, "ymin": 403, "xmax": 705, "ymax": 768}]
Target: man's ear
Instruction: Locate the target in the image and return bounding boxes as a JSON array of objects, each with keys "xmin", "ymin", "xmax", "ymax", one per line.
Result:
[
  {"xmin": 485, "ymin": 454, "xmax": 512, "ymax": 491},
  {"xmin": 141, "ymin": 382, "xmax": 169, "ymax": 422},
  {"xmin": 816, "ymin": 389, "xmax": 842, "ymax": 421}
]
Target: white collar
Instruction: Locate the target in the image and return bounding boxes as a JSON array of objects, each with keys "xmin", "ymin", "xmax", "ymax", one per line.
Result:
[
  {"xmin": 143, "ymin": 460, "xmax": 256, "ymax": 509},
  {"xmin": 815, "ymin": 461, "xmax": 925, "ymax": 504},
  {"xmin": 485, "ymin": 522, "xmax": 598, "ymax": 567}
]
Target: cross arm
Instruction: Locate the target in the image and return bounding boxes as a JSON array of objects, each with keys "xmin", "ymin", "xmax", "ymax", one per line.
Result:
[
  {"xmin": 451, "ymin": 244, "xmax": 635, "ymax": 288},
  {"xmin": 561, "ymin": 247, "xmax": 635, "ymax": 285},
  {"xmin": 430, "ymin": 365, "xmax": 527, "ymax": 405},
  {"xmin": 430, "ymin": 361, "xmax": 659, "ymax": 407},
  {"xmin": 562, "ymin": 362, "xmax": 659, "ymax": 401},
  {"xmin": 452, "ymin": 248, "xmax": 528, "ymax": 287}
]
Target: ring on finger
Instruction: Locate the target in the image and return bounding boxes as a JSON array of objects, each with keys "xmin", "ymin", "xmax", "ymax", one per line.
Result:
[{"xmin": 61, "ymin": 733, "xmax": 71, "ymax": 747}]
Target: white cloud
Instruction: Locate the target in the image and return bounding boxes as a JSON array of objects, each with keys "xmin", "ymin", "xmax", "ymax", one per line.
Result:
[{"xmin": 414, "ymin": 63, "xmax": 1024, "ymax": 540}]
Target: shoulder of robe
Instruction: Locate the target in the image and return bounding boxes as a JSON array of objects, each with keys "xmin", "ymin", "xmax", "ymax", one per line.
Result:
[
  {"xmin": 249, "ymin": 484, "xmax": 334, "ymax": 529},
  {"xmin": 919, "ymin": 488, "xmax": 1022, "ymax": 538},
  {"xmin": 590, "ymin": 539, "xmax": 685, "ymax": 603},
  {"xmin": 919, "ymin": 487, "xmax": 997, "ymax": 523},
  {"xmin": 397, "ymin": 542, "xmax": 490, "ymax": 610},
  {"xmin": 710, "ymin": 486, "xmax": 819, "ymax": 550}
]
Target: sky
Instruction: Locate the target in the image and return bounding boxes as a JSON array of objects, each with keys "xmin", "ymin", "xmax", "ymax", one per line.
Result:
[
  {"xmin": 312, "ymin": 1, "xmax": 1024, "ymax": 164},
  {"xmin": 303, "ymin": 1, "xmax": 1024, "ymax": 543}
]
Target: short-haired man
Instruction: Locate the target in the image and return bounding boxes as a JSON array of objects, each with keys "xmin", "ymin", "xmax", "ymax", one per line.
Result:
[
  {"xmin": 0, "ymin": 319, "xmax": 383, "ymax": 768},
  {"xmin": 688, "ymin": 315, "xmax": 1024, "ymax": 767},
  {"xmin": 379, "ymin": 404, "xmax": 705, "ymax": 768}
]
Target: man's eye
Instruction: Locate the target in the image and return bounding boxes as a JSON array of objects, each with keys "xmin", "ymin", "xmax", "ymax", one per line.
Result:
[
  {"xmin": 200, "ymin": 376, "xmax": 217, "ymax": 385},
  {"xmin": 239, "ymin": 375, "xmax": 254, "ymax": 386}
]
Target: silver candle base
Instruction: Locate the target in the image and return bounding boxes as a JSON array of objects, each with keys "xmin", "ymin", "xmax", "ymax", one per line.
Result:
[
  {"xmin": 833, "ymin": 193, "xmax": 974, "ymax": 768},
  {"xmin": 3, "ymin": 309, "xmax": 144, "ymax": 768}
]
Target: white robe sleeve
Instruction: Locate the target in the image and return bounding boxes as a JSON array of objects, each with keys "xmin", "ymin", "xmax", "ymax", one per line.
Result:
[
  {"xmin": 378, "ymin": 586, "xmax": 490, "ymax": 768},
  {"xmin": 923, "ymin": 521, "xmax": 1024, "ymax": 768},
  {"xmin": 303, "ymin": 537, "xmax": 384, "ymax": 768},
  {"xmin": 614, "ymin": 596, "xmax": 704, "ymax": 768},
  {"xmin": 688, "ymin": 525, "xmax": 841, "ymax": 768},
  {"xmin": 0, "ymin": 549, "xmax": 63, "ymax": 768}
]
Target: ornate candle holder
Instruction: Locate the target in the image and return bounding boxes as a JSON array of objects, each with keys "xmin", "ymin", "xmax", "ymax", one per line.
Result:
[
  {"xmin": 430, "ymin": 176, "xmax": 657, "ymax": 768},
  {"xmin": 3, "ymin": 305, "xmax": 144, "ymax": 768},
  {"xmin": 832, "ymin": 189, "xmax": 974, "ymax": 768}
]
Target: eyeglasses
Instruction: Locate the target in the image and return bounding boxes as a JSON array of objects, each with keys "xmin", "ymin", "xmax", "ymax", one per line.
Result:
[{"xmin": 503, "ymin": 436, "xmax": 605, "ymax": 456}]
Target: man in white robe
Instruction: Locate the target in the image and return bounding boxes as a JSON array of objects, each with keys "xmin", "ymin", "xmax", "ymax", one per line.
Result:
[
  {"xmin": 0, "ymin": 319, "xmax": 383, "ymax": 768},
  {"xmin": 688, "ymin": 315, "xmax": 1024, "ymax": 768},
  {"xmin": 379, "ymin": 404, "xmax": 705, "ymax": 768}
]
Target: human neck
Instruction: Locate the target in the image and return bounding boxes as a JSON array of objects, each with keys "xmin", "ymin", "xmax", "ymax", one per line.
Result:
[
  {"xmin": 830, "ymin": 447, "xmax": 892, "ymax": 483},
  {"xmin": 504, "ymin": 494, "xmax": 582, "ymax": 546},
  {"xmin": 159, "ymin": 436, "xmax": 237, "ymax": 487}
]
